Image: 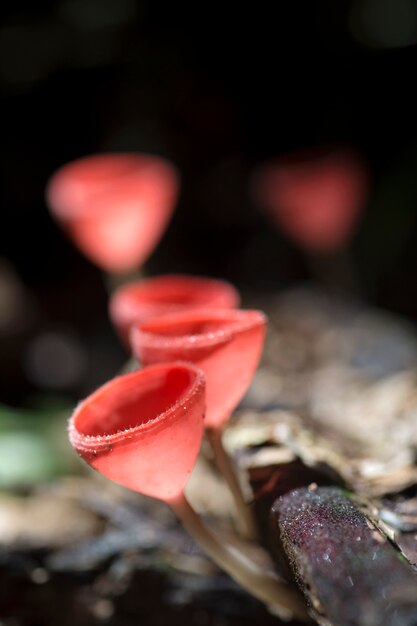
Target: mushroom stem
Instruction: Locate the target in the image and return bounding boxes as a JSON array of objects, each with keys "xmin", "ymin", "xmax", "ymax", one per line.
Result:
[
  {"xmin": 170, "ymin": 491, "xmax": 308, "ymax": 621},
  {"xmin": 207, "ymin": 427, "xmax": 257, "ymax": 541}
]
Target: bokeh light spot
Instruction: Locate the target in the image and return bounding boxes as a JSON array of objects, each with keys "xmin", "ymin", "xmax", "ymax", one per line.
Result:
[{"xmin": 24, "ymin": 331, "xmax": 87, "ymax": 390}]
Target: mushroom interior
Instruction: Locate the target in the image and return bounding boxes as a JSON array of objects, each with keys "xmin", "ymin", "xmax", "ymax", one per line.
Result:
[{"xmin": 75, "ymin": 366, "xmax": 194, "ymax": 437}]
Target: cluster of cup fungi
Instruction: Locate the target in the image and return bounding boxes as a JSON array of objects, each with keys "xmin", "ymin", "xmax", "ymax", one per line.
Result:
[{"xmin": 46, "ymin": 149, "xmax": 367, "ymax": 621}]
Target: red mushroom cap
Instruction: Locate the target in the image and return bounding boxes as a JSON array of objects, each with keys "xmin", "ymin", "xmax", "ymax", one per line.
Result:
[
  {"xmin": 69, "ymin": 362, "xmax": 205, "ymax": 502},
  {"xmin": 131, "ymin": 309, "xmax": 266, "ymax": 430},
  {"xmin": 109, "ymin": 274, "xmax": 241, "ymax": 346},
  {"xmin": 252, "ymin": 147, "xmax": 368, "ymax": 252},
  {"xmin": 46, "ymin": 153, "xmax": 179, "ymax": 272}
]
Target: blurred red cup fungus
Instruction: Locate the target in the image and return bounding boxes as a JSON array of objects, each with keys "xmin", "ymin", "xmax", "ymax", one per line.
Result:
[
  {"xmin": 109, "ymin": 274, "xmax": 241, "ymax": 346},
  {"xmin": 252, "ymin": 147, "xmax": 368, "ymax": 253},
  {"xmin": 68, "ymin": 360, "xmax": 305, "ymax": 619},
  {"xmin": 46, "ymin": 153, "xmax": 179, "ymax": 273},
  {"xmin": 131, "ymin": 308, "xmax": 267, "ymax": 539}
]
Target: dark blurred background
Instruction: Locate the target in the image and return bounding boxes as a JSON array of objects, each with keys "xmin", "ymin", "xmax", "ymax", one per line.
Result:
[{"xmin": 2, "ymin": 0, "xmax": 417, "ymax": 408}]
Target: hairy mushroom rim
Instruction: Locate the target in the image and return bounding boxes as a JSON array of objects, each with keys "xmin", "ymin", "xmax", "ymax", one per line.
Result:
[
  {"xmin": 69, "ymin": 362, "xmax": 204, "ymax": 450},
  {"xmin": 133, "ymin": 309, "xmax": 266, "ymax": 350},
  {"xmin": 109, "ymin": 274, "xmax": 241, "ymax": 344}
]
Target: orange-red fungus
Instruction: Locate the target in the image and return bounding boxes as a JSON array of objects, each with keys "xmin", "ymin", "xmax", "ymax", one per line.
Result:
[
  {"xmin": 131, "ymin": 308, "xmax": 266, "ymax": 430},
  {"xmin": 69, "ymin": 362, "xmax": 205, "ymax": 502},
  {"xmin": 110, "ymin": 274, "xmax": 240, "ymax": 346},
  {"xmin": 252, "ymin": 147, "xmax": 368, "ymax": 252},
  {"xmin": 46, "ymin": 153, "xmax": 179, "ymax": 272}
]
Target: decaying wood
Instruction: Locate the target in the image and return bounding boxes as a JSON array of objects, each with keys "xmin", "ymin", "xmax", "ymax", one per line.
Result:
[{"xmin": 271, "ymin": 486, "xmax": 417, "ymax": 626}]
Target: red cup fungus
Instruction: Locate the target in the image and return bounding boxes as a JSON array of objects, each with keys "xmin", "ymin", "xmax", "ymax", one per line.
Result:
[
  {"xmin": 252, "ymin": 147, "xmax": 368, "ymax": 253},
  {"xmin": 131, "ymin": 308, "xmax": 266, "ymax": 429},
  {"xmin": 109, "ymin": 274, "xmax": 241, "ymax": 346},
  {"xmin": 46, "ymin": 153, "xmax": 179, "ymax": 272},
  {"xmin": 69, "ymin": 362, "xmax": 205, "ymax": 502}
]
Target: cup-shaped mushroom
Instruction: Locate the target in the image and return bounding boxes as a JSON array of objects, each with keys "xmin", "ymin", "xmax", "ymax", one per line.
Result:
[
  {"xmin": 131, "ymin": 309, "xmax": 266, "ymax": 429},
  {"xmin": 252, "ymin": 147, "xmax": 367, "ymax": 252},
  {"xmin": 68, "ymin": 362, "xmax": 205, "ymax": 502},
  {"xmin": 46, "ymin": 153, "xmax": 179, "ymax": 272},
  {"xmin": 109, "ymin": 274, "xmax": 241, "ymax": 346},
  {"xmin": 68, "ymin": 359, "xmax": 307, "ymax": 619}
]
